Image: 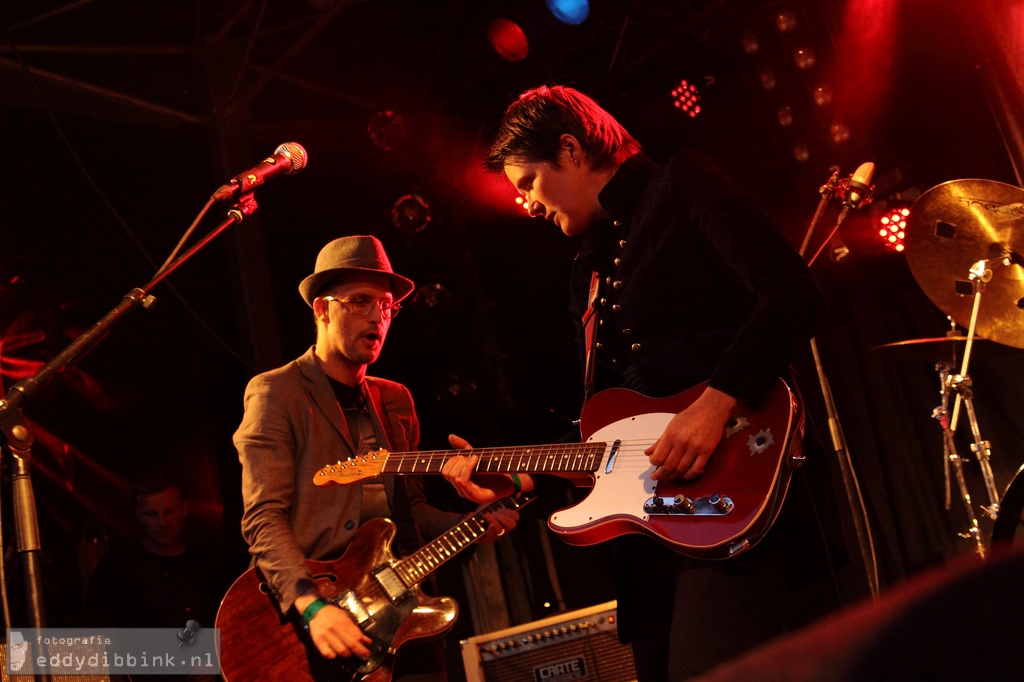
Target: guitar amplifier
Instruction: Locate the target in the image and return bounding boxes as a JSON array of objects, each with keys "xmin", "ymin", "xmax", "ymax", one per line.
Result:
[
  {"xmin": 0, "ymin": 643, "xmax": 109, "ymax": 681},
  {"xmin": 460, "ymin": 601, "xmax": 637, "ymax": 682}
]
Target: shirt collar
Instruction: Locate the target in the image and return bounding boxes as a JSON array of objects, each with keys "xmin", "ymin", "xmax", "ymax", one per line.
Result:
[
  {"xmin": 576, "ymin": 154, "xmax": 657, "ymax": 272},
  {"xmin": 597, "ymin": 153, "xmax": 657, "ymax": 221}
]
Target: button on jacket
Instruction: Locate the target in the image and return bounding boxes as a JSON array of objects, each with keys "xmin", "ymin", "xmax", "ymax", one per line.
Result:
[{"xmin": 571, "ymin": 152, "xmax": 825, "ymax": 405}]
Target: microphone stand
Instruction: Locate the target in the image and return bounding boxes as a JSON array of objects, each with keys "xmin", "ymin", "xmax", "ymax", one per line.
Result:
[
  {"xmin": 0, "ymin": 192, "xmax": 259, "ymax": 630},
  {"xmin": 798, "ymin": 171, "xmax": 880, "ymax": 600}
]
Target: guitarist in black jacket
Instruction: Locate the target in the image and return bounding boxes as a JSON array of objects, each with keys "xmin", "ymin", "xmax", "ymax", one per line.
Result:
[{"xmin": 442, "ymin": 85, "xmax": 846, "ymax": 681}]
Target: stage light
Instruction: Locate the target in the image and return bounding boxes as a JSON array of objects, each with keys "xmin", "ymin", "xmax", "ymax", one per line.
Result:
[
  {"xmin": 829, "ymin": 121, "xmax": 851, "ymax": 144},
  {"xmin": 879, "ymin": 203, "xmax": 910, "ymax": 252},
  {"xmin": 794, "ymin": 47, "xmax": 816, "ymax": 70},
  {"xmin": 777, "ymin": 106, "xmax": 794, "ymax": 127},
  {"xmin": 546, "ymin": 0, "xmax": 589, "ymax": 25},
  {"xmin": 759, "ymin": 69, "xmax": 777, "ymax": 91},
  {"xmin": 412, "ymin": 281, "xmax": 453, "ymax": 311},
  {"xmin": 368, "ymin": 110, "xmax": 407, "ymax": 151},
  {"xmin": 776, "ymin": 10, "xmax": 798, "ymax": 33},
  {"xmin": 793, "ymin": 142, "xmax": 810, "ymax": 163},
  {"xmin": 670, "ymin": 80, "xmax": 701, "ymax": 118},
  {"xmin": 391, "ymin": 194, "xmax": 432, "ymax": 235},
  {"xmin": 813, "ymin": 84, "xmax": 833, "ymax": 107},
  {"xmin": 515, "ymin": 196, "xmax": 530, "ymax": 212},
  {"xmin": 742, "ymin": 32, "xmax": 760, "ymax": 55},
  {"xmin": 488, "ymin": 18, "xmax": 529, "ymax": 61}
]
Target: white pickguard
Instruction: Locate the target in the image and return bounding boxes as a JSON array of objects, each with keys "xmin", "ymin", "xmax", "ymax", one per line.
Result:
[{"xmin": 550, "ymin": 411, "xmax": 674, "ymax": 529}]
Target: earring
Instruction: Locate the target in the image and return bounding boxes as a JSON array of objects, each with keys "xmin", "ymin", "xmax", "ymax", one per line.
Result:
[{"xmin": 572, "ymin": 156, "xmax": 579, "ymax": 167}]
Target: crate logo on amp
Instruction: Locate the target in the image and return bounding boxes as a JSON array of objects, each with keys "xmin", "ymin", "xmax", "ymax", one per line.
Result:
[{"xmin": 534, "ymin": 655, "xmax": 587, "ymax": 682}]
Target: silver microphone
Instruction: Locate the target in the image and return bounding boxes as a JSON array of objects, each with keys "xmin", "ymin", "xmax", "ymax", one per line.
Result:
[{"xmin": 843, "ymin": 161, "xmax": 875, "ymax": 209}]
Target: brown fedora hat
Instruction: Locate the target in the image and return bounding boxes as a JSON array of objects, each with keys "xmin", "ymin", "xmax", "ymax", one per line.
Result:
[{"xmin": 298, "ymin": 235, "xmax": 415, "ymax": 307}]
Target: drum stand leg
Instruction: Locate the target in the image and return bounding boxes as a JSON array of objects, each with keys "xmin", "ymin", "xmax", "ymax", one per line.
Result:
[
  {"xmin": 931, "ymin": 362, "xmax": 1001, "ymax": 559},
  {"xmin": 926, "ymin": 261, "xmax": 1007, "ymax": 558},
  {"xmin": 954, "ymin": 376, "xmax": 1000, "ymax": 520},
  {"xmin": 933, "ymin": 403, "xmax": 985, "ymax": 559}
]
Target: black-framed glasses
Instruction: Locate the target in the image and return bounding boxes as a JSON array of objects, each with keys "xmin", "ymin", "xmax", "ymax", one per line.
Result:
[{"xmin": 322, "ymin": 295, "xmax": 401, "ymax": 319}]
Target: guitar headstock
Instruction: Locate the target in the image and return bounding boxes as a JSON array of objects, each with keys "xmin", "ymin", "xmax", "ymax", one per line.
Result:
[{"xmin": 314, "ymin": 449, "xmax": 390, "ymax": 486}]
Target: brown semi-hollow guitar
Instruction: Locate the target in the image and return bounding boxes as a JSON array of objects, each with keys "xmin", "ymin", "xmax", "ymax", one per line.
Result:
[{"xmin": 216, "ymin": 493, "xmax": 535, "ymax": 682}]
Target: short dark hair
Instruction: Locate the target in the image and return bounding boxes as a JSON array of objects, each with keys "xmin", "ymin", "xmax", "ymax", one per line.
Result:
[
  {"xmin": 133, "ymin": 468, "xmax": 185, "ymax": 503},
  {"xmin": 484, "ymin": 85, "xmax": 641, "ymax": 172}
]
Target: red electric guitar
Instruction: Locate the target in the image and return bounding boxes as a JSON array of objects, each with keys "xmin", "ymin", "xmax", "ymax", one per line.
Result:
[
  {"xmin": 216, "ymin": 493, "xmax": 535, "ymax": 682},
  {"xmin": 315, "ymin": 379, "xmax": 804, "ymax": 560}
]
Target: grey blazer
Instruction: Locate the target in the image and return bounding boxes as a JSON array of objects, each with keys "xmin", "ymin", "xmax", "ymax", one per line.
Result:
[{"xmin": 234, "ymin": 346, "xmax": 459, "ymax": 612}]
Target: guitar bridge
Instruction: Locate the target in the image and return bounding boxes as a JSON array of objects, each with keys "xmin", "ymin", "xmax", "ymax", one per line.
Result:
[{"xmin": 644, "ymin": 493, "xmax": 734, "ymax": 516}]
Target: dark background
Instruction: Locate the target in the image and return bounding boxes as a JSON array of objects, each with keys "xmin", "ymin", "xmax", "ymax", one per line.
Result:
[{"xmin": 1, "ymin": 0, "xmax": 1022, "ymax": 657}]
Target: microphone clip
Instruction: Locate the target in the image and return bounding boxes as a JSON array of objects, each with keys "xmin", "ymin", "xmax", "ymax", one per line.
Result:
[{"xmin": 836, "ymin": 175, "xmax": 875, "ymax": 210}]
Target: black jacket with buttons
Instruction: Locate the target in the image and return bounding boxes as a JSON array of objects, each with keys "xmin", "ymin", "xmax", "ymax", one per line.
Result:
[{"xmin": 571, "ymin": 152, "xmax": 825, "ymax": 406}]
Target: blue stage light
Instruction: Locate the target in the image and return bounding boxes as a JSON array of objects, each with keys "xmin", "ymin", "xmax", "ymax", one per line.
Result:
[{"xmin": 546, "ymin": 0, "xmax": 589, "ymax": 25}]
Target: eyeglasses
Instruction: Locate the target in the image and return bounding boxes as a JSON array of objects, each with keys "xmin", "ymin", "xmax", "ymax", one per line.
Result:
[{"xmin": 322, "ymin": 295, "xmax": 401, "ymax": 319}]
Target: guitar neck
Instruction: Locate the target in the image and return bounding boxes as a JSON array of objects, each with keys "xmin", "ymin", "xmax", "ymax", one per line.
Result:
[
  {"xmin": 394, "ymin": 493, "xmax": 535, "ymax": 586},
  {"xmin": 380, "ymin": 442, "xmax": 606, "ymax": 476}
]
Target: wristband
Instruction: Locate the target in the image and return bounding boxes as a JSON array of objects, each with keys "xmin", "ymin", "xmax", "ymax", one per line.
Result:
[
  {"xmin": 301, "ymin": 597, "xmax": 331, "ymax": 624},
  {"xmin": 509, "ymin": 473, "xmax": 522, "ymax": 494}
]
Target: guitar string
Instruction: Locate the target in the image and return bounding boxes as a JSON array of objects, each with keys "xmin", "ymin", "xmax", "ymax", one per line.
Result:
[
  {"xmin": 369, "ymin": 434, "xmax": 767, "ymax": 462},
  {"xmin": 398, "ymin": 497, "xmax": 527, "ymax": 583},
  {"xmin": 320, "ymin": 436, "xmax": 777, "ymax": 477}
]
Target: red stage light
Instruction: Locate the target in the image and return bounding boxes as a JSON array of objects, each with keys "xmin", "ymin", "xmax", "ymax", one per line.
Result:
[
  {"xmin": 671, "ymin": 80, "xmax": 702, "ymax": 118},
  {"xmin": 487, "ymin": 19, "xmax": 529, "ymax": 61},
  {"xmin": 879, "ymin": 204, "xmax": 910, "ymax": 252}
]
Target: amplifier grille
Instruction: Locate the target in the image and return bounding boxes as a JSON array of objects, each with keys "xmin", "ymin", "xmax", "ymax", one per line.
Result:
[{"xmin": 462, "ymin": 601, "xmax": 637, "ymax": 682}]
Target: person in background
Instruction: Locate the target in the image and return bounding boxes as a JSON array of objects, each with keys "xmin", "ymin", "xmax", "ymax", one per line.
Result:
[{"xmin": 85, "ymin": 469, "xmax": 226, "ymax": 630}]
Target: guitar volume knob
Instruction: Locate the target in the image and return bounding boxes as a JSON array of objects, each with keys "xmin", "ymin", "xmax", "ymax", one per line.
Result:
[
  {"xmin": 675, "ymin": 495, "xmax": 696, "ymax": 513},
  {"xmin": 710, "ymin": 494, "xmax": 734, "ymax": 513}
]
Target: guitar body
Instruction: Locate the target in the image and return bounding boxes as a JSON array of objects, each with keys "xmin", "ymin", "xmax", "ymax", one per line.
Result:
[
  {"xmin": 216, "ymin": 518, "xmax": 457, "ymax": 682},
  {"xmin": 549, "ymin": 379, "xmax": 801, "ymax": 559}
]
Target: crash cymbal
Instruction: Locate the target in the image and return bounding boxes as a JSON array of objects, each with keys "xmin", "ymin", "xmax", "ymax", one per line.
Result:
[{"xmin": 904, "ymin": 179, "xmax": 1024, "ymax": 350}]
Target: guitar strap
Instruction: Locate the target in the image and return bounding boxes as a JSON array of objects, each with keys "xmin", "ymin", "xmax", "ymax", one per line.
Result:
[
  {"xmin": 582, "ymin": 271, "xmax": 601, "ymax": 402},
  {"xmin": 363, "ymin": 379, "xmax": 421, "ymax": 555},
  {"xmin": 362, "ymin": 378, "xmax": 396, "ymax": 451}
]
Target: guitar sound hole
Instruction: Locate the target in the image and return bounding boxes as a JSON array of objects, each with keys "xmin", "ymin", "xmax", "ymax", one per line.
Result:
[{"xmin": 313, "ymin": 573, "xmax": 339, "ymax": 584}]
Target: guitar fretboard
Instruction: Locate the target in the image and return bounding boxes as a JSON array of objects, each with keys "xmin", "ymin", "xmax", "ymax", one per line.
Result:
[
  {"xmin": 396, "ymin": 493, "xmax": 535, "ymax": 586},
  {"xmin": 381, "ymin": 442, "xmax": 606, "ymax": 476}
]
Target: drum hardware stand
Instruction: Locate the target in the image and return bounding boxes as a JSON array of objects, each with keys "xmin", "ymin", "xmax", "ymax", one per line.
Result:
[
  {"xmin": 0, "ymin": 192, "xmax": 259, "ymax": 629},
  {"xmin": 928, "ymin": 257, "xmax": 1008, "ymax": 558}
]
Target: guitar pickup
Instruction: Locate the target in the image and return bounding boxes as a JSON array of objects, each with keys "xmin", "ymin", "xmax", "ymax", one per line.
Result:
[
  {"xmin": 644, "ymin": 493, "xmax": 734, "ymax": 516},
  {"xmin": 373, "ymin": 564, "xmax": 411, "ymax": 604}
]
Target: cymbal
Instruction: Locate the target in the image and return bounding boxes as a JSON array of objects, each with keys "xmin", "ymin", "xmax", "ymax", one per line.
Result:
[{"xmin": 904, "ymin": 179, "xmax": 1024, "ymax": 350}]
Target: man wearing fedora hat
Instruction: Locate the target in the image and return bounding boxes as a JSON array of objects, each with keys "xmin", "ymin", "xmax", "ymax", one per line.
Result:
[{"xmin": 234, "ymin": 235, "xmax": 518, "ymax": 677}]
